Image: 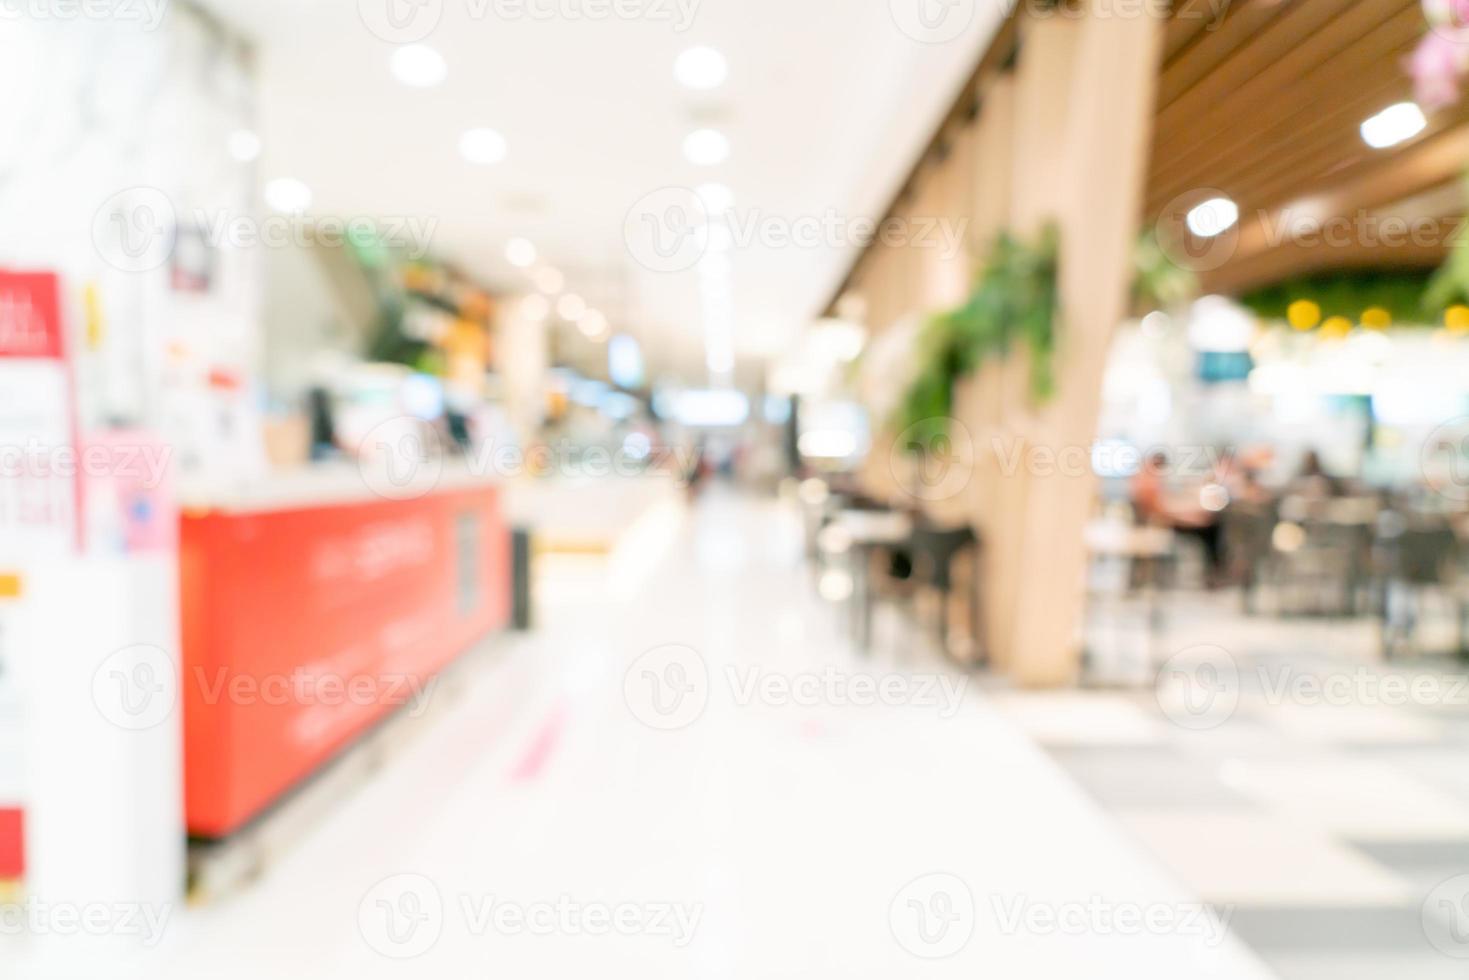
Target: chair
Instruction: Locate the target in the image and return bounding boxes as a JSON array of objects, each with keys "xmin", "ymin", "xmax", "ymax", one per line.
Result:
[
  {"xmin": 1222, "ymin": 500, "xmax": 1276, "ymax": 613},
  {"xmin": 908, "ymin": 522, "xmax": 982, "ymax": 663},
  {"xmin": 1268, "ymin": 495, "xmax": 1374, "ymax": 617},
  {"xmin": 1376, "ymin": 516, "xmax": 1466, "ymax": 660}
]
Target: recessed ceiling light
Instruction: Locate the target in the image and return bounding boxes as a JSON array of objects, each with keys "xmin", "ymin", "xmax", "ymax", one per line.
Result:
[
  {"xmin": 674, "ymin": 46, "xmax": 727, "ymax": 90},
  {"xmin": 706, "ymin": 221, "xmax": 735, "ymax": 252},
  {"xmin": 505, "ymin": 237, "xmax": 537, "ymax": 268},
  {"xmin": 227, "ymin": 129, "xmax": 261, "ymax": 163},
  {"xmin": 1185, "ymin": 196, "xmax": 1239, "ymax": 238},
  {"xmin": 390, "ymin": 44, "xmax": 447, "ymax": 88},
  {"xmin": 1360, "ymin": 102, "xmax": 1427, "ymax": 150},
  {"xmin": 577, "ymin": 309, "xmax": 609, "ymax": 339},
  {"xmin": 557, "ymin": 293, "xmax": 587, "ymax": 321},
  {"xmin": 264, "ymin": 177, "xmax": 312, "ymax": 213},
  {"xmin": 532, "ymin": 267, "xmax": 565, "ymax": 294},
  {"xmin": 459, "ymin": 127, "xmax": 507, "ymax": 164},
  {"xmin": 683, "ymin": 129, "xmax": 729, "ymax": 166},
  {"xmin": 696, "ymin": 182, "xmax": 734, "ymax": 216}
]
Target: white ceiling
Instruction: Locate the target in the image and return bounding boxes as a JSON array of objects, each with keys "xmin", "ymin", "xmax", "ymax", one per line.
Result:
[{"xmin": 197, "ymin": 0, "xmax": 1002, "ymax": 381}]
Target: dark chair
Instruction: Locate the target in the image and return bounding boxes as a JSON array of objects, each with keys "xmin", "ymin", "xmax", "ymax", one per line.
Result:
[
  {"xmin": 908, "ymin": 522, "xmax": 981, "ymax": 663},
  {"xmin": 1222, "ymin": 500, "xmax": 1276, "ymax": 613},
  {"xmin": 1268, "ymin": 495, "xmax": 1375, "ymax": 618},
  {"xmin": 1376, "ymin": 516, "xmax": 1466, "ymax": 660}
]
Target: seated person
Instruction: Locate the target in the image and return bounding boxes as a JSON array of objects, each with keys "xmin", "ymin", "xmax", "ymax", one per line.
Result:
[{"xmin": 1132, "ymin": 451, "xmax": 1225, "ymax": 587}]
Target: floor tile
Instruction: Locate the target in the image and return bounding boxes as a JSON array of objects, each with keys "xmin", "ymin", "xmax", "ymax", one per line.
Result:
[
  {"xmin": 1114, "ymin": 811, "xmax": 1414, "ymax": 907},
  {"xmin": 988, "ymin": 692, "xmax": 1172, "ymax": 748},
  {"xmin": 1049, "ymin": 746, "xmax": 1254, "ymax": 809},
  {"xmin": 1214, "ymin": 760, "xmax": 1469, "ymax": 842}
]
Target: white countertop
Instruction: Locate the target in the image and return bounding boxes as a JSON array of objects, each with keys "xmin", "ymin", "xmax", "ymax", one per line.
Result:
[{"xmin": 178, "ymin": 462, "xmax": 503, "ymax": 514}]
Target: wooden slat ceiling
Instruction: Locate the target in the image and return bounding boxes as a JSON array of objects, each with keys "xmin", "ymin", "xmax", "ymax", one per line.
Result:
[{"xmin": 1145, "ymin": 0, "xmax": 1468, "ymax": 295}]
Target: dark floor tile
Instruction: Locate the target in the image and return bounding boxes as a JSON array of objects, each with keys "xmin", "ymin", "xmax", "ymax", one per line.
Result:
[
  {"xmin": 1219, "ymin": 905, "xmax": 1428, "ymax": 952},
  {"xmin": 1048, "ymin": 745, "xmax": 1254, "ymax": 808}
]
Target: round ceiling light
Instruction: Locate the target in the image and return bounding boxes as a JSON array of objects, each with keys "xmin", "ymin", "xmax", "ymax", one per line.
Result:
[
  {"xmin": 1360, "ymin": 102, "xmax": 1427, "ymax": 150},
  {"xmin": 577, "ymin": 309, "xmax": 609, "ymax": 340},
  {"xmin": 683, "ymin": 128, "xmax": 730, "ymax": 166},
  {"xmin": 390, "ymin": 44, "xmax": 447, "ymax": 88},
  {"xmin": 533, "ymin": 267, "xmax": 565, "ymax": 294},
  {"xmin": 227, "ymin": 129, "xmax": 261, "ymax": 163},
  {"xmin": 263, "ymin": 177, "xmax": 312, "ymax": 213},
  {"xmin": 557, "ymin": 293, "xmax": 587, "ymax": 321},
  {"xmin": 459, "ymin": 127, "xmax": 507, "ymax": 164},
  {"xmin": 696, "ymin": 182, "xmax": 734, "ymax": 216},
  {"xmin": 674, "ymin": 46, "xmax": 727, "ymax": 90},
  {"xmin": 505, "ymin": 237, "xmax": 537, "ymax": 269},
  {"xmin": 1185, "ymin": 196, "xmax": 1239, "ymax": 238}
]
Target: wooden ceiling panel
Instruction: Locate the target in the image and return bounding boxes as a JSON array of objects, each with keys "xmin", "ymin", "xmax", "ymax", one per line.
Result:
[
  {"xmin": 1147, "ymin": 65, "xmax": 1411, "ymax": 215},
  {"xmin": 1153, "ymin": 3, "xmax": 1423, "ymax": 178},
  {"xmin": 1146, "ymin": 0, "xmax": 1463, "ymax": 295},
  {"xmin": 1157, "ymin": 0, "xmax": 1362, "ymax": 132},
  {"xmin": 1157, "ymin": 0, "xmax": 1417, "ymax": 143},
  {"xmin": 1157, "ymin": 0, "xmax": 1296, "ymax": 107},
  {"xmin": 1162, "ymin": 0, "xmax": 1228, "ymax": 64}
]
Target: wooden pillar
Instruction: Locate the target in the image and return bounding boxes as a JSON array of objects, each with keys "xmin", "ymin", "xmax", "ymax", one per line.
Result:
[
  {"xmin": 978, "ymin": 16, "xmax": 1082, "ymax": 673},
  {"xmin": 1005, "ymin": 3, "xmax": 1165, "ymax": 685},
  {"xmin": 954, "ymin": 70, "xmax": 1020, "ymax": 665}
]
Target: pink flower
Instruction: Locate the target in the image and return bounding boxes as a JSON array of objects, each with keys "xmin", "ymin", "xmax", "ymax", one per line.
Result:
[
  {"xmin": 1426, "ymin": 0, "xmax": 1469, "ymax": 30},
  {"xmin": 1409, "ymin": 31, "xmax": 1469, "ymax": 110}
]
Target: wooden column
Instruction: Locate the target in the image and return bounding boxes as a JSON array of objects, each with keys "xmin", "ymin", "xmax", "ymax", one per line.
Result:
[
  {"xmin": 978, "ymin": 16, "xmax": 1081, "ymax": 672},
  {"xmin": 1005, "ymin": 3, "xmax": 1165, "ymax": 685}
]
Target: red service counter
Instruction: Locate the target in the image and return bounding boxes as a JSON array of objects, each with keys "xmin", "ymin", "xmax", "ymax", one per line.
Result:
[
  {"xmin": 180, "ymin": 476, "xmax": 510, "ymax": 839},
  {"xmin": 0, "ymin": 808, "xmax": 21, "ymax": 879}
]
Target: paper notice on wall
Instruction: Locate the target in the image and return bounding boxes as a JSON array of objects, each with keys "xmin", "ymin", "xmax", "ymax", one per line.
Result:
[
  {"xmin": 0, "ymin": 270, "xmax": 75, "ymax": 884},
  {"xmin": 0, "ymin": 367, "xmax": 75, "ymax": 556},
  {"xmin": 0, "ymin": 271, "xmax": 77, "ymax": 560}
]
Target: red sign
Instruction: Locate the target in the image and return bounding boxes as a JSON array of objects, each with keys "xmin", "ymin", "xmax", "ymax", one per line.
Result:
[
  {"xmin": 0, "ymin": 271, "xmax": 64, "ymax": 360},
  {"xmin": 180, "ymin": 485, "xmax": 511, "ymax": 838}
]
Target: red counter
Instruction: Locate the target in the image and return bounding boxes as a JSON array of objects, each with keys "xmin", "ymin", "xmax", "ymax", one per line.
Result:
[
  {"xmin": 0, "ymin": 808, "xmax": 21, "ymax": 878},
  {"xmin": 180, "ymin": 482, "xmax": 510, "ymax": 838}
]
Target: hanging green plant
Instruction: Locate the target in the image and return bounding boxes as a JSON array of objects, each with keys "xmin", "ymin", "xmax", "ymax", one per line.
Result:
[
  {"xmin": 1426, "ymin": 174, "xmax": 1469, "ymax": 314},
  {"xmin": 893, "ymin": 225, "xmax": 1060, "ymax": 439},
  {"xmin": 1132, "ymin": 227, "xmax": 1198, "ymax": 315}
]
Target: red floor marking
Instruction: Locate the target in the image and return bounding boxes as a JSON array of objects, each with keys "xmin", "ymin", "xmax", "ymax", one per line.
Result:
[{"xmin": 510, "ymin": 702, "xmax": 568, "ymax": 783}]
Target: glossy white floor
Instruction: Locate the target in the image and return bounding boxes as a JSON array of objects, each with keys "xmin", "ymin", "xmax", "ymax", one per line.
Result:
[{"xmin": 9, "ymin": 488, "xmax": 1275, "ymax": 978}]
